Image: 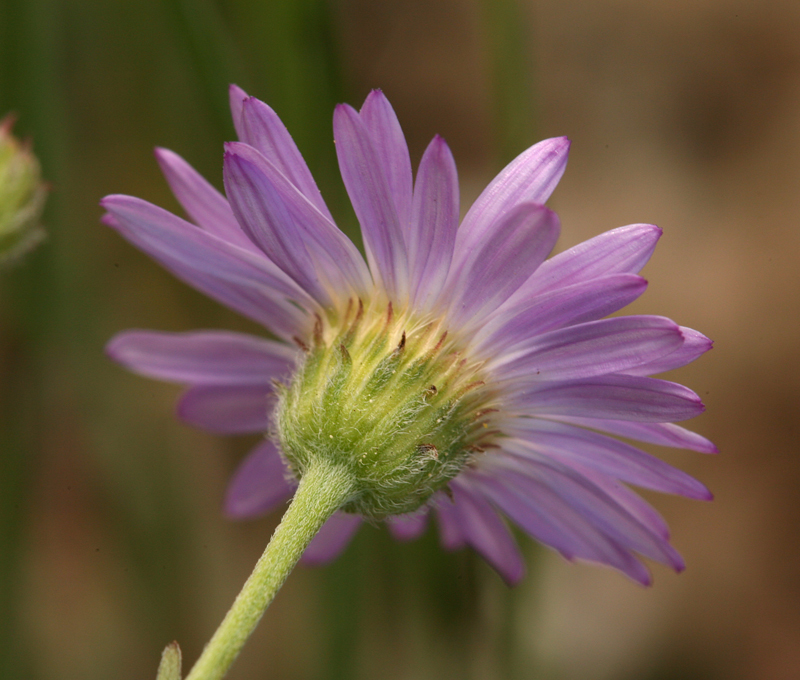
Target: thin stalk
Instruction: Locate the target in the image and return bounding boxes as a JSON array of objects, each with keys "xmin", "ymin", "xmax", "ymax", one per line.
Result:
[{"xmin": 185, "ymin": 460, "xmax": 355, "ymax": 680}]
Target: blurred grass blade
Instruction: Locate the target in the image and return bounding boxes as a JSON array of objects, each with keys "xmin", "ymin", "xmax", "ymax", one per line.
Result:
[
  {"xmin": 480, "ymin": 0, "xmax": 538, "ymax": 164},
  {"xmin": 161, "ymin": 0, "xmax": 248, "ymax": 138}
]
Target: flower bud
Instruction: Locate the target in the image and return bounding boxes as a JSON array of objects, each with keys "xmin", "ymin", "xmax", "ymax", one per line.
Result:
[
  {"xmin": 155, "ymin": 641, "xmax": 181, "ymax": 680},
  {"xmin": 0, "ymin": 116, "xmax": 46, "ymax": 264},
  {"xmin": 276, "ymin": 299, "xmax": 499, "ymax": 520}
]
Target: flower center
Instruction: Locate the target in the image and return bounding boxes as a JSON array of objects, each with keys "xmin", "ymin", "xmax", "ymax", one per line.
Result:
[{"xmin": 275, "ymin": 298, "xmax": 500, "ymax": 519}]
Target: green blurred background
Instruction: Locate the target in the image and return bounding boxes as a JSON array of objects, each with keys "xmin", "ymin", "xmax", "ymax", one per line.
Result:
[{"xmin": 1, "ymin": 0, "xmax": 798, "ymax": 678}]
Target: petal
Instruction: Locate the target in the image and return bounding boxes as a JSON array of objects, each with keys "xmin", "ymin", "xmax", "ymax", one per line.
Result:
[
  {"xmin": 545, "ymin": 416, "xmax": 718, "ymax": 453},
  {"xmin": 223, "ymin": 144, "xmax": 371, "ymax": 301},
  {"xmin": 224, "ymin": 440, "xmax": 296, "ymax": 518},
  {"xmin": 445, "ymin": 203, "xmax": 560, "ymax": 328},
  {"xmin": 333, "ymin": 103, "xmax": 408, "ymax": 301},
  {"xmin": 101, "ymin": 196, "xmax": 313, "ymax": 336},
  {"xmin": 507, "ymin": 374, "xmax": 706, "ymax": 422},
  {"xmin": 223, "ymin": 152, "xmax": 332, "ymax": 305},
  {"xmin": 107, "ymin": 330, "xmax": 296, "ymax": 385},
  {"xmin": 457, "ymin": 137, "xmax": 570, "ymax": 258},
  {"xmin": 229, "ymin": 84, "xmax": 248, "ymax": 138},
  {"xmin": 505, "ymin": 420, "xmax": 712, "ymax": 499},
  {"xmin": 154, "ymin": 148, "xmax": 257, "ymax": 251},
  {"xmin": 486, "ymin": 451, "xmax": 684, "ymax": 571},
  {"xmin": 508, "ymin": 223, "xmax": 662, "ymax": 304},
  {"xmin": 449, "ymin": 478, "xmax": 525, "ymax": 585},
  {"xmin": 359, "ymin": 90, "xmax": 413, "ymax": 229},
  {"xmin": 434, "ymin": 491, "xmax": 467, "ymax": 550},
  {"xmin": 474, "ymin": 467, "xmax": 651, "ymax": 584},
  {"xmin": 386, "ymin": 509, "xmax": 430, "ymax": 542},
  {"xmin": 493, "ymin": 315, "xmax": 684, "ymax": 381},
  {"xmin": 574, "ymin": 471, "xmax": 673, "ymax": 543},
  {"xmin": 624, "ymin": 327, "xmax": 713, "ymax": 376},
  {"xmin": 301, "ymin": 512, "xmax": 362, "ymax": 565},
  {"xmin": 164, "ymin": 256, "xmax": 307, "ymax": 341},
  {"xmin": 239, "ymin": 96, "xmax": 334, "ymax": 220},
  {"xmin": 473, "ymin": 274, "xmax": 648, "ymax": 355},
  {"xmin": 408, "ymin": 135, "xmax": 459, "ymax": 310},
  {"xmin": 177, "ymin": 384, "xmax": 272, "ymax": 433}
]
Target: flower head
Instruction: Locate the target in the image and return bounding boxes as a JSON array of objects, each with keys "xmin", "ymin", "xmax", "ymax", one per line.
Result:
[{"xmin": 103, "ymin": 86, "xmax": 715, "ymax": 586}]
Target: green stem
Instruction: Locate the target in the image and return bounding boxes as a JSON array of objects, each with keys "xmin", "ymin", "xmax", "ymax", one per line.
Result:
[{"xmin": 185, "ymin": 461, "xmax": 355, "ymax": 680}]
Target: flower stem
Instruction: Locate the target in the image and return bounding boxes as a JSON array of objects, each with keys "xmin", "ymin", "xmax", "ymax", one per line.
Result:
[{"xmin": 185, "ymin": 460, "xmax": 355, "ymax": 680}]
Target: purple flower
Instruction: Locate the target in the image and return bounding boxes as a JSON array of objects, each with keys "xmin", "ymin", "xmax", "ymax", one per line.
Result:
[{"xmin": 103, "ymin": 86, "xmax": 715, "ymax": 586}]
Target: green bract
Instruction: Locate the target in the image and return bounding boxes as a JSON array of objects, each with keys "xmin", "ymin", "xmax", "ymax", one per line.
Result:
[
  {"xmin": 0, "ymin": 117, "xmax": 46, "ymax": 264},
  {"xmin": 277, "ymin": 298, "xmax": 499, "ymax": 519}
]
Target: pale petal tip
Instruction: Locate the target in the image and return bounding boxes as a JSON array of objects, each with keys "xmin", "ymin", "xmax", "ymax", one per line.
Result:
[
  {"xmin": 364, "ymin": 88, "xmax": 386, "ymax": 104},
  {"xmin": 229, "ymin": 83, "xmax": 248, "ymax": 101},
  {"xmin": 99, "ymin": 213, "xmax": 117, "ymax": 228},
  {"xmin": 646, "ymin": 223, "xmax": 663, "ymax": 239},
  {"xmin": 104, "ymin": 333, "xmax": 128, "ymax": 362},
  {"xmin": 501, "ymin": 562, "xmax": 526, "ymax": 587},
  {"xmin": 634, "ymin": 566, "xmax": 653, "ymax": 587},
  {"xmin": 223, "ymin": 488, "xmax": 284, "ymax": 520},
  {"xmin": 153, "ymin": 147, "xmax": 180, "ymax": 167},
  {"xmin": 222, "ymin": 492, "xmax": 252, "ymax": 519}
]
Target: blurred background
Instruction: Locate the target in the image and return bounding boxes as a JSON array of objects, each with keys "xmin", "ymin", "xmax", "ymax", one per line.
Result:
[{"xmin": 0, "ymin": 0, "xmax": 797, "ymax": 678}]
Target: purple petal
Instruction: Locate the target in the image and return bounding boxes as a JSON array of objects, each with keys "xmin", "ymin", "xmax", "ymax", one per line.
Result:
[
  {"xmin": 107, "ymin": 330, "xmax": 296, "ymax": 385},
  {"xmin": 223, "ymin": 144, "xmax": 371, "ymax": 301},
  {"xmin": 473, "ymin": 467, "xmax": 652, "ymax": 584},
  {"xmin": 224, "ymin": 440, "xmax": 296, "ymax": 518},
  {"xmin": 301, "ymin": 512, "xmax": 362, "ymax": 565},
  {"xmin": 456, "ymin": 137, "xmax": 570, "ymax": 260},
  {"xmin": 239, "ymin": 96, "xmax": 334, "ymax": 221},
  {"xmin": 485, "ymin": 451, "xmax": 684, "ymax": 571},
  {"xmin": 473, "ymin": 274, "xmax": 648, "ymax": 355},
  {"xmin": 505, "ymin": 421, "xmax": 712, "ymax": 499},
  {"xmin": 575, "ymin": 471, "xmax": 673, "ymax": 543},
  {"xmin": 624, "ymin": 327, "xmax": 713, "ymax": 376},
  {"xmin": 508, "ymin": 223, "xmax": 662, "ymax": 304},
  {"xmin": 177, "ymin": 384, "xmax": 272, "ymax": 433},
  {"xmin": 164, "ymin": 256, "xmax": 307, "ymax": 341},
  {"xmin": 333, "ymin": 103, "xmax": 408, "ymax": 300},
  {"xmin": 445, "ymin": 203, "xmax": 560, "ymax": 328},
  {"xmin": 223, "ymin": 152, "xmax": 331, "ymax": 305},
  {"xmin": 154, "ymin": 148, "xmax": 257, "ymax": 251},
  {"xmin": 359, "ymin": 90, "xmax": 413, "ymax": 229},
  {"xmin": 229, "ymin": 84, "xmax": 248, "ymax": 139},
  {"xmin": 449, "ymin": 478, "xmax": 525, "ymax": 585},
  {"xmin": 507, "ymin": 374, "xmax": 706, "ymax": 422},
  {"xmin": 545, "ymin": 416, "xmax": 718, "ymax": 453},
  {"xmin": 101, "ymin": 196, "xmax": 313, "ymax": 335},
  {"xmin": 408, "ymin": 135, "xmax": 459, "ymax": 310},
  {"xmin": 493, "ymin": 315, "xmax": 684, "ymax": 381},
  {"xmin": 434, "ymin": 491, "xmax": 467, "ymax": 550},
  {"xmin": 387, "ymin": 509, "xmax": 429, "ymax": 541}
]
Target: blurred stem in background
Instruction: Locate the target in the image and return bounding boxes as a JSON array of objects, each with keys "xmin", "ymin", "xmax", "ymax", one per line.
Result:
[
  {"xmin": 161, "ymin": 0, "xmax": 246, "ymax": 140},
  {"xmin": 480, "ymin": 0, "xmax": 538, "ymax": 166},
  {"xmin": 0, "ymin": 0, "xmax": 64, "ymax": 678}
]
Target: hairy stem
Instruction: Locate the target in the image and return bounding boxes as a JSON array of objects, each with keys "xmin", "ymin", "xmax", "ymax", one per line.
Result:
[{"xmin": 185, "ymin": 460, "xmax": 355, "ymax": 680}]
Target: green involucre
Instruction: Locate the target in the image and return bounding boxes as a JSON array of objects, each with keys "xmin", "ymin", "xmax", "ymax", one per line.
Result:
[{"xmin": 276, "ymin": 298, "xmax": 499, "ymax": 519}]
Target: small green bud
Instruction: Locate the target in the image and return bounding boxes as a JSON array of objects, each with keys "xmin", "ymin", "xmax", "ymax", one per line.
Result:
[
  {"xmin": 0, "ymin": 115, "xmax": 46, "ymax": 265},
  {"xmin": 156, "ymin": 641, "xmax": 182, "ymax": 680},
  {"xmin": 276, "ymin": 299, "xmax": 499, "ymax": 520}
]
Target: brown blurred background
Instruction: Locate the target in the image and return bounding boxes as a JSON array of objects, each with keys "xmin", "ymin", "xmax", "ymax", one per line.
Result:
[{"xmin": 1, "ymin": 0, "xmax": 798, "ymax": 678}]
